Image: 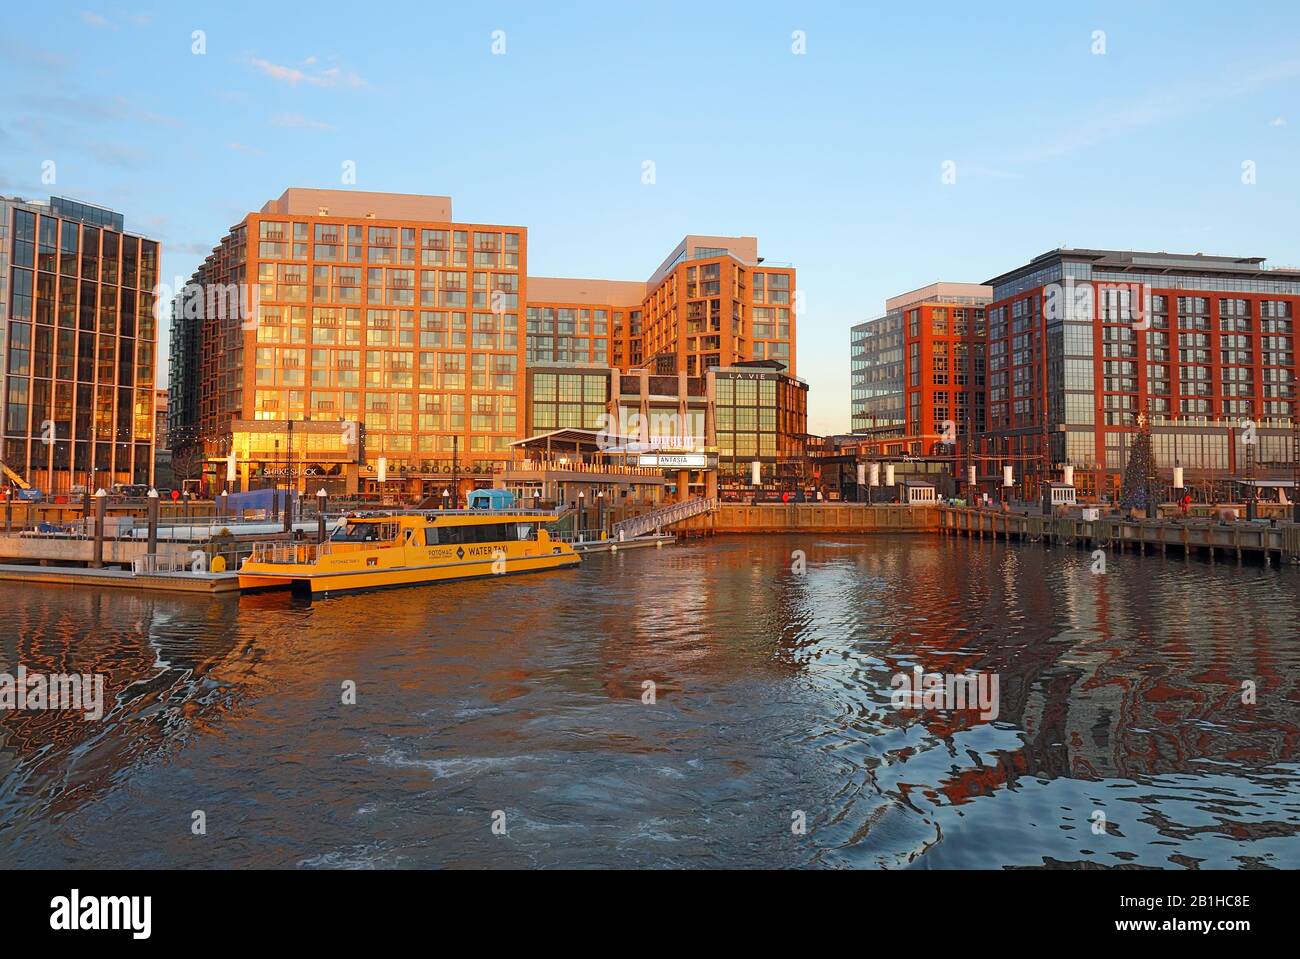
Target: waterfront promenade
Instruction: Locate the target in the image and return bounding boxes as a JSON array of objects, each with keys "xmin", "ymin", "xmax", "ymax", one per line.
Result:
[{"xmin": 0, "ymin": 499, "xmax": 1295, "ymax": 596}]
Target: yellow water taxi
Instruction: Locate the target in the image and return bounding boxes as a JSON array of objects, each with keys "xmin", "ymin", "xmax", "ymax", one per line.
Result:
[{"xmin": 238, "ymin": 508, "xmax": 580, "ymax": 597}]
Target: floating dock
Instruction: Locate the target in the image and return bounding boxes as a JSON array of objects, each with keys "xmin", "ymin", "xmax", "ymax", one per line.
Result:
[
  {"xmin": 0, "ymin": 563, "xmax": 241, "ymax": 593},
  {"xmin": 571, "ymin": 534, "xmax": 673, "ymax": 554}
]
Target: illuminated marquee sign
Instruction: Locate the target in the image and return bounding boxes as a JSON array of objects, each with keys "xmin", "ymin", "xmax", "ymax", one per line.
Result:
[{"xmin": 637, "ymin": 453, "xmax": 708, "ymax": 469}]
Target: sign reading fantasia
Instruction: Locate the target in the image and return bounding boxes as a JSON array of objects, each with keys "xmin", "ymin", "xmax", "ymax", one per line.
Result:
[{"xmin": 637, "ymin": 453, "xmax": 709, "ymax": 469}]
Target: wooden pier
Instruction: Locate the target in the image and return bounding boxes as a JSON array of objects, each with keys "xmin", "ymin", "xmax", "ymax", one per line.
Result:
[{"xmin": 938, "ymin": 506, "xmax": 1300, "ymax": 566}]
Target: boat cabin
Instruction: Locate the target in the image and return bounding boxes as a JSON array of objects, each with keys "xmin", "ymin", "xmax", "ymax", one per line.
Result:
[{"xmin": 467, "ymin": 488, "xmax": 516, "ymax": 510}]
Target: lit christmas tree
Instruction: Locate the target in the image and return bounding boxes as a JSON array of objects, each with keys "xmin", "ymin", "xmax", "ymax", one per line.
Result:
[{"xmin": 1119, "ymin": 411, "xmax": 1156, "ymax": 513}]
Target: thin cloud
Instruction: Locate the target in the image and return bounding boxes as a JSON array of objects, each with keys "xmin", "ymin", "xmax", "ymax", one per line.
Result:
[
  {"xmin": 10, "ymin": 115, "xmax": 148, "ymax": 169},
  {"xmin": 272, "ymin": 112, "xmax": 334, "ymax": 131},
  {"xmin": 248, "ymin": 56, "xmax": 367, "ymax": 89},
  {"xmin": 85, "ymin": 140, "xmax": 149, "ymax": 169},
  {"xmin": 22, "ymin": 93, "xmax": 179, "ymax": 128},
  {"xmin": 1270, "ymin": 116, "xmax": 1288, "ymax": 126},
  {"xmin": 0, "ymin": 38, "xmax": 68, "ymax": 72},
  {"xmin": 227, "ymin": 141, "xmax": 264, "ymax": 157},
  {"xmin": 136, "ymin": 109, "xmax": 182, "ymax": 128},
  {"xmin": 1009, "ymin": 57, "xmax": 1300, "ymax": 165},
  {"xmin": 962, "ymin": 165, "xmax": 1024, "ymax": 181},
  {"xmin": 80, "ymin": 10, "xmax": 150, "ymax": 29},
  {"xmin": 173, "ymin": 241, "xmax": 218, "ymax": 256}
]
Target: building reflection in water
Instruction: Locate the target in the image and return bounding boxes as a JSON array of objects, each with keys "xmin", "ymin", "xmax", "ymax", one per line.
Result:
[
  {"xmin": 0, "ymin": 590, "xmax": 243, "ymax": 826},
  {"xmin": 0, "ymin": 533, "xmax": 1295, "ymax": 869}
]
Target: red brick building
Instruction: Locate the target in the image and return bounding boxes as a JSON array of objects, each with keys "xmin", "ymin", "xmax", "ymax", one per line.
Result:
[{"xmin": 981, "ymin": 249, "xmax": 1300, "ymax": 499}]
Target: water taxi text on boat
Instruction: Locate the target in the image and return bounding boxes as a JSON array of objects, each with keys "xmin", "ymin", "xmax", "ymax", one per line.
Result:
[{"xmin": 238, "ymin": 508, "xmax": 579, "ymax": 596}]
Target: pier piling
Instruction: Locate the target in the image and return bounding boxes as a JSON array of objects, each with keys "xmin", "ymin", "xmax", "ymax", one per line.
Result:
[
  {"xmin": 91, "ymin": 489, "xmax": 107, "ymax": 569},
  {"xmin": 147, "ymin": 489, "xmax": 159, "ymax": 557}
]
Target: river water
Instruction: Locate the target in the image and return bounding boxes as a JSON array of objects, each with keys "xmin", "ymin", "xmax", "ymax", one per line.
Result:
[{"xmin": 1, "ymin": 533, "xmax": 1297, "ymax": 869}]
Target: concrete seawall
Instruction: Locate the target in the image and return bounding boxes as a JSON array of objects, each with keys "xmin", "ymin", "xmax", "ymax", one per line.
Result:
[{"xmin": 675, "ymin": 503, "xmax": 940, "ymax": 535}]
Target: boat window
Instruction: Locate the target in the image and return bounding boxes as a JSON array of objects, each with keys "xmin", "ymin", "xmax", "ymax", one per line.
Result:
[
  {"xmin": 423, "ymin": 527, "xmax": 439, "ymax": 546},
  {"xmin": 331, "ymin": 523, "xmax": 383, "ymax": 543},
  {"xmin": 436, "ymin": 523, "xmax": 521, "ymax": 544},
  {"xmin": 515, "ymin": 523, "xmax": 534, "ymax": 541}
]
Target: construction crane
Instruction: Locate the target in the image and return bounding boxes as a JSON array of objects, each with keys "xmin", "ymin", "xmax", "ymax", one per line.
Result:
[{"xmin": 0, "ymin": 460, "xmax": 43, "ymax": 501}]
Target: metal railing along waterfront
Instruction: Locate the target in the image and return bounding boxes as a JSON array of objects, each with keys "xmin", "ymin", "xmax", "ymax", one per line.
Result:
[
  {"xmin": 133, "ymin": 553, "xmax": 189, "ymax": 573},
  {"xmin": 612, "ymin": 496, "xmax": 717, "ymax": 540}
]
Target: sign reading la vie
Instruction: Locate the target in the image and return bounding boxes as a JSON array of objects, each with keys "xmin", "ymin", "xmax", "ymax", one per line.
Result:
[{"xmin": 637, "ymin": 453, "xmax": 708, "ymax": 468}]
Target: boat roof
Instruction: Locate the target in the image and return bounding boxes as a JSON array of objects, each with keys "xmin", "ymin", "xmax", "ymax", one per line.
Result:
[{"xmin": 344, "ymin": 509, "xmax": 559, "ymax": 524}]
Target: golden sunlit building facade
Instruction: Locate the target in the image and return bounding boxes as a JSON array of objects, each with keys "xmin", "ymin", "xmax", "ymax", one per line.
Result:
[
  {"xmin": 1, "ymin": 195, "xmax": 159, "ymax": 495},
  {"xmin": 171, "ymin": 190, "xmax": 798, "ymax": 497},
  {"xmin": 178, "ymin": 189, "xmax": 526, "ymax": 494},
  {"xmin": 638, "ymin": 236, "xmax": 796, "ymax": 377}
]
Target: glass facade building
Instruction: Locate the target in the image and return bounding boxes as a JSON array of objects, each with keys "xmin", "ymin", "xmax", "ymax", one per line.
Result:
[
  {"xmin": 713, "ymin": 361, "xmax": 809, "ymax": 492},
  {"xmin": 850, "ymin": 284, "xmax": 990, "ymax": 457},
  {"xmin": 525, "ymin": 363, "xmax": 610, "ymax": 434},
  {"xmin": 850, "ymin": 313, "xmax": 905, "ymax": 432},
  {"xmin": 0, "ymin": 195, "xmax": 159, "ymax": 494}
]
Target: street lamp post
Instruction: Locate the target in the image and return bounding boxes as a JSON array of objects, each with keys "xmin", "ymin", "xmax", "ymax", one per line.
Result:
[
  {"xmin": 578, "ymin": 491, "xmax": 586, "ymax": 542},
  {"xmin": 272, "ymin": 439, "xmax": 280, "ymax": 523},
  {"xmin": 597, "ymin": 488, "xmax": 605, "ymax": 538},
  {"xmin": 441, "ymin": 487, "xmax": 450, "ymax": 511}
]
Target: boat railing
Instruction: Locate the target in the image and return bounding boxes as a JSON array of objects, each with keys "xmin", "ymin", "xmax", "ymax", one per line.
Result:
[
  {"xmin": 247, "ymin": 540, "xmax": 333, "ymax": 565},
  {"xmin": 343, "ymin": 507, "xmax": 565, "ymax": 519}
]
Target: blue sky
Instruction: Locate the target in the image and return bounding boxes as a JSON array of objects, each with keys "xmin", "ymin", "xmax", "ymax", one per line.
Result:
[{"xmin": 3, "ymin": 1, "xmax": 1299, "ymax": 434}]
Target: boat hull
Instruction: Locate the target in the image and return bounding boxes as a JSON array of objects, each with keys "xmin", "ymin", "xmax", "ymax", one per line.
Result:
[{"xmin": 239, "ymin": 548, "xmax": 580, "ymax": 596}]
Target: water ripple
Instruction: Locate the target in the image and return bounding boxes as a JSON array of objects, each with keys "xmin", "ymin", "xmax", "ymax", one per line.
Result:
[{"xmin": 0, "ymin": 534, "xmax": 1297, "ymax": 868}]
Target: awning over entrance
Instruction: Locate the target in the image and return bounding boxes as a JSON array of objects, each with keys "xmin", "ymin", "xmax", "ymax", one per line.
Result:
[{"xmin": 510, "ymin": 429, "xmax": 607, "ymax": 455}]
